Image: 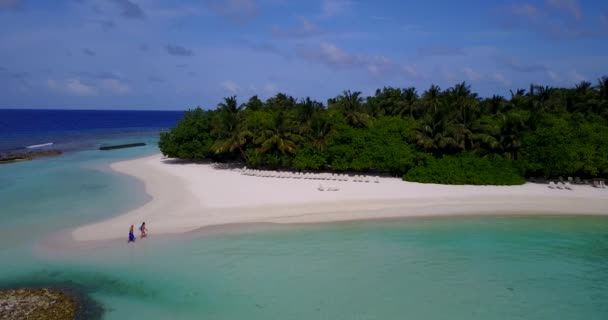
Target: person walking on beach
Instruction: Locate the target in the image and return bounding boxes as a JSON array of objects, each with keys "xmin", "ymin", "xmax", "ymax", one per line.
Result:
[
  {"xmin": 139, "ymin": 222, "xmax": 147, "ymax": 238},
  {"xmin": 128, "ymin": 225, "xmax": 136, "ymax": 243}
]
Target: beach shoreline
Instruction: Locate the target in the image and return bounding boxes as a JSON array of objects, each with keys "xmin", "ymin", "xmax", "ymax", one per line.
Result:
[{"xmin": 71, "ymin": 154, "xmax": 608, "ymax": 241}]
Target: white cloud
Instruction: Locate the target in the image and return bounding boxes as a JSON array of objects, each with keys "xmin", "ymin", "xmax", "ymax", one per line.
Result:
[
  {"xmin": 47, "ymin": 78, "xmax": 98, "ymax": 96},
  {"xmin": 272, "ymin": 17, "xmax": 324, "ymax": 38},
  {"xmin": 248, "ymin": 83, "xmax": 280, "ymax": 97},
  {"xmin": 303, "ymin": 42, "xmax": 356, "ymax": 67},
  {"xmin": 571, "ymin": 70, "xmax": 586, "ymax": 82},
  {"xmin": 299, "ymin": 42, "xmax": 425, "ymax": 80},
  {"xmin": 321, "ymin": 0, "xmax": 352, "ymax": 18},
  {"xmin": 546, "ymin": 0, "xmax": 582, "ymax": 20},
  {"xmin": 101, "ymin": 79, "xmax": 130, "ymax": 94},
  {"xmin": 402, "ymin": 65, "xmax": 424, "ymax": 80},
  {"xmin": 206, "ymin": 0, "xmax": 257, "ymax": 22},
  {"xmin": 547, "ymin": 70, "xmax": 560, "ymax": 82},
  {"xmin": 221, "ymin": 80, "xmax": 240, "ymax": 94},
  {"xmin": 262, "ymin": 83, "xmax": 278, "ymax": 95},
  {"xmin": 463, "ymin": 67, "xmax": 482, "ymax": 81},
  {"xmin": 492, "ymin": 73, "xmax": 512, "ymax": 86},
  {"xmin": 47, "ymin": 77, "xmax": 130, "ymax": 96},
  {"xmin": 509, "ymin": 3, "xmax": 540, "ymax": 20}
]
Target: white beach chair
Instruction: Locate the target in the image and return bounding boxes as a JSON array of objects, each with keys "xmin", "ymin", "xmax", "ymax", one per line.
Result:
[
  {"xmin": 548, "ymin": 181, "xmax": 556, "ymax": 189},
  {"xmin": 565, "ymin": 182, "xmax": 574, "ymax": 190},
  {"xmin": 556, "ymin": 181, "xmax": 564, "ymax": 189},
  {"xmin": 318, "ymin": 184, "xmax": 325, "ymax": 191},
  {"xmin": 364, "ymin": 176, "xmax": 370, "ymax": 183},
  {"xmin": 374, "ymin": 176, "xmax": 380, "ymax": 183}
]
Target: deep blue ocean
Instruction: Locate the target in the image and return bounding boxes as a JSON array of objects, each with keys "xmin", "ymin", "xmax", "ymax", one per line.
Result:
[{"xmin": 0, "ymin": 109, "xmax": 185, "ymax": 152}]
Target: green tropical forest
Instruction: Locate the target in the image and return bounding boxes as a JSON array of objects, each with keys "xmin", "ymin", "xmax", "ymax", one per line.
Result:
[{"xmin": 159, "ymin": 77, "xmax": 608, "ymax": 185}]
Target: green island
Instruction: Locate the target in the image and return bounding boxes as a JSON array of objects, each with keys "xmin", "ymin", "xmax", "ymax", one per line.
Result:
[{"xmin": 159, "ymin": 78, "xmax": 608, "ymax": 185}]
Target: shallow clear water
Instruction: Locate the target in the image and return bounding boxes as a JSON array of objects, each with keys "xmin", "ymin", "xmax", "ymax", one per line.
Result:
[{"xmin": 1, "ymin": 133, "xmax": 608, "ymax": 319}]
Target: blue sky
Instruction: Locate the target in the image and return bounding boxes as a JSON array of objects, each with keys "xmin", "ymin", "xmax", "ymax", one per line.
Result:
[{"xmin": 0, "ymin": 0, "xmax": 607, "ymax": 110}]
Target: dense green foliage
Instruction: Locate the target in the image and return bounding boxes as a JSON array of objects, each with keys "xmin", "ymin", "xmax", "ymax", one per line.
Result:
[
  {"xmin": 405, "ymin": 154, "xmax": 525, "ymax": 185},
  {"xmin": 160, "ymin": 77, "xmax": 608, "ymax": 185}
]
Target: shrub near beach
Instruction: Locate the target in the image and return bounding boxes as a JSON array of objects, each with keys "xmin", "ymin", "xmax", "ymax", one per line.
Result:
[
  {"xmin": 159, "ymin": 80, "xmax": 608, "ymax": 185},
  {"xmin": 404, "ymin": 154, "xmax": 525, "ymax": 185}
]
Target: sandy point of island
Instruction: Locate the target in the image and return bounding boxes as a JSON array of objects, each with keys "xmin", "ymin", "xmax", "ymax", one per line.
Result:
[{"xmin": 72, "ymin": 154, "xmax": 608, "ymax": 241}]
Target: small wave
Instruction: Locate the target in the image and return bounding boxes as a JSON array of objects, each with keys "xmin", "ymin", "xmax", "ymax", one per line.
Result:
[{"xmin": 25, "ymin": 142, "xmax": 54, "ymax": 149}]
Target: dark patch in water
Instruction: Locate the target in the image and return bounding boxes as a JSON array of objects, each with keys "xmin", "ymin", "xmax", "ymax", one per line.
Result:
[{"xmin": 0, "ymin": 280, "xmax": 104, "ymax": 320}]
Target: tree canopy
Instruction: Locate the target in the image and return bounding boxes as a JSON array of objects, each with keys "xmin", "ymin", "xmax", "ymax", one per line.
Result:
[{"xmin": 160, "ymin": 77, "xmax": 608, "ymax": 185}]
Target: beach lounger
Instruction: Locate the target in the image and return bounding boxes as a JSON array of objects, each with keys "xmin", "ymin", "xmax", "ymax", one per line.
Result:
[
  {"xmin": 556, "ymin": 182, "xmax": 564, "ymax": 189},
  {"xmin": 565, "ymin": 182, "xmax": 574, "ymax": 190},
  {"xmin": 374, "ymin": 176, "xmax": 380, "ymax": 183},
  {"xmin": 318, "ymin": 184, "xmax": 324, "ymax": 191},
  {"xmin": 548, "ymin": 181, "xmax": 556, "ymax": 189}
]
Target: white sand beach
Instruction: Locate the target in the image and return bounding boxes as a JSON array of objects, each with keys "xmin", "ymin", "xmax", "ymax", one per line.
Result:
[{"xmin": 72, "ymin": 154, "xmax": 608, "ymax": 241}]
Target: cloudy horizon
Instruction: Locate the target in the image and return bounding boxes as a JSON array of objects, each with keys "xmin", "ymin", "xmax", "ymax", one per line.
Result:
[{"xmin": 1, "ymin": 0, "xmax": 607, "ymax": 110}]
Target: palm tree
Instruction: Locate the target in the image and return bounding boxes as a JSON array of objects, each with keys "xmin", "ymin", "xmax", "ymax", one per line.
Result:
[
  {"xmin": 296, "ymin": 97, "xmax": 324, "ymax": 123},
  {"xmin": 402, "ymin": 87, "xmax": 419, "ymax": 117},
  {"xmin": 218, "ymin": 96, "xmax": 242, "ymax": 114},
  {"xmin": 211, "ymin": 96, "xmax": 249, "ymax": 160},
  {"xmin": 472, "ymin": 111, "xmax": 526, "ymax": 159},
  {"xmin": 597, "ymin": 77, "xmax": 608, "ymax": 100},
  {"xmin": 415, "ymin": 114, "xmax": 463, "ymax": 154},
  {"xmin": 255, "ymin": 110, "xmax": 303, "ymax": 156},
  {"xmin": 307, "ymin": 112, "xmax": 337, "ymax": 151},
  {"xmin": 329, "ymin": 90, "xmax": 370, "ymax": 127},
  {"xmin": 211, "ymin": 118, "xmax": 250, "ymax": 161}
]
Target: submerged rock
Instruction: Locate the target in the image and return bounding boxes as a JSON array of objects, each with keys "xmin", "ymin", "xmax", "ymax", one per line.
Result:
[
  {"xmin": 0, "ymin": 288, "xmax": 76, "ymax": 319},
  {"xmin": 0, "ymin": 150, "xmax": 63, "ymax": 164}
]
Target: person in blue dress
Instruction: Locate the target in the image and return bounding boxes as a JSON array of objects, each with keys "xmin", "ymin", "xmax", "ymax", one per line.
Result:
[{"xmin": 128, "ymin": 225, "xmax": 136, "ymax": 243}]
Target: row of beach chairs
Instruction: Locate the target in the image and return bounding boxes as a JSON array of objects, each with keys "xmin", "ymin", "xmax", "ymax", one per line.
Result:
[
  {"xmin": 548, "ymin": 179, "xmax": 607, "ymax": 190},
  {"xmin": 548, "ymin": 181, "xmax": 574, "ymax": 190},
  {"xmin": 241, "ymin": 169, "xmax": 380, "ymax": 183}
]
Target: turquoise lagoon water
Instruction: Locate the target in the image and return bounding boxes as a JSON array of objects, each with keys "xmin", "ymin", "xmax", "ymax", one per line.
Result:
[{"xmin": 1, "ymin": 136, "xmax": 608, "ymax": 319}]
